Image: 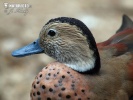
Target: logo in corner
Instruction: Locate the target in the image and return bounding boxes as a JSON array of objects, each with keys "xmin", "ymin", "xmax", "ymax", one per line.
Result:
[{"xmin": 4, "ymin": 3, "xmax": 32, "ymax": 15}]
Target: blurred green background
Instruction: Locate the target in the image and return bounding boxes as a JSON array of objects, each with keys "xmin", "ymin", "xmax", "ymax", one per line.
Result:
[{"xmin": 0, "ymin": 0, "xmax": 133, "ymax": 100}]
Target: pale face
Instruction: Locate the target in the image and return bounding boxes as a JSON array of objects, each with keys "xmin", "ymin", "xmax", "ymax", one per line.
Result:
[
  {"xmin": 39, "ymin": 22, "xmax": 91, "ymax": 61},
  {"xmin": 39, "ymin": 22, "xmax": 95, "ymax": 72}
]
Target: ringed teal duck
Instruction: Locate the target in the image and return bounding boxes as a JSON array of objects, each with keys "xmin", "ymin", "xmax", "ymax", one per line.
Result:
[{"xmin": 12, "ymin": 15, "xmax": 133, "ymax": 100}]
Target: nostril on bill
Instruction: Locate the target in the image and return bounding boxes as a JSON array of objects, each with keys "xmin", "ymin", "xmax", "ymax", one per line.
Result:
[{"xmin": 33, "ymin": 42, "xmax": 36, "ymax": 44}]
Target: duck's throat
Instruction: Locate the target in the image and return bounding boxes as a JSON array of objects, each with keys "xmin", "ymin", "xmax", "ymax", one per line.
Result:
[{"xmin": 64, "ymin": 56, "xmax": 96, "ymax": 74}]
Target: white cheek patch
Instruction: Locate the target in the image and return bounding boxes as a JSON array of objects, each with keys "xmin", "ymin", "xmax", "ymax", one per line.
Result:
[{"xmin": 64, "ymin": 56, "xmax": 95, "ymax": 72}]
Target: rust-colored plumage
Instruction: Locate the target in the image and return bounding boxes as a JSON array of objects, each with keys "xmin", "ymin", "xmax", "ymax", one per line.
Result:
[
  {"xmin": 31, "ymin": 62, "xmax": 91, "ymax": 100},
  {"xmin": 12, "ymin": 15, "xmax": 133, "ymax": 100}
]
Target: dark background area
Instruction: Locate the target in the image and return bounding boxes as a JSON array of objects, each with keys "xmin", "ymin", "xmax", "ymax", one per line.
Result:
[{"xmin": 0, "ymin": 0, "xmax": 133, "ymax": 100}]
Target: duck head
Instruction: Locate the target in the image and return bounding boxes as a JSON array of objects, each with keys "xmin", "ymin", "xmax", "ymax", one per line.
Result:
[{"xmin": 12, "ymin": 17, "xmax": 100, "ymax": 74}]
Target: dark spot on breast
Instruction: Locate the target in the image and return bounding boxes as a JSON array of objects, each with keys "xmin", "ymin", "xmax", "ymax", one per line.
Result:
[
  {"xmin": 34, "ymin": 85, "xmax": 36, "ymax": 89},
  {"xmin": 37, "ymin": 91, "xmax": 40, "ymax": 95},
  {"xmin": 45, "ymin": 67, "xmax": 48, "ymax": 69},
  {"xmin": 62, "ymin": 75, "xmax": 65, "ymax": 79},
  {"xmin": 61, "ymin": 87, "xmax": 66, "ymax": 91},
  {"xmin": 40, "ymin": 74, "xmax": 42, "ymax": 77},
  {"xmin": 53, "ymin": 68, "xmax": 55, "ymax": 70},
  {"xmin": 48, "ymin": 73, "xmax": 51, "ymax": 76},
  {"xmin": 67, "ymin": 71, "xmax": 70, "ymax": 74},
  {"xmin": 42, "ymin": 85, "xmax": 45, "ymax": 89},
  {"xmin": 78, "ymin": 98, "xmax": 81, "ymax": 100},
  {"xmin": 81, "ymin": 89, "xmax": 85, "ymax": 92},
  {"xmin": 47, "ymin": 97, "xmax": 51, "ymax": 100},
  {"xmin": 66, "ymin": 95, "xmax": 71, "ymax": 99},
  {"xmin": 87, "ymin": 97, "xmax": 90, "ymax": 100},
  {"xmin": 33, "ymin": 92, "xmax": 36, "ymax": 96},
  {"xmin": 57, "ymin": 72, "xmax": 59, "ymax": 74},
  {"xmin": 37, "ymin": 81, "xmax": 40, "ymax": 84},
  {"xmin": 49, "ymin": 88, "xmax": 53, "ymax": 92},
  {"xmin": 75, "ymin": 93, "xmax": 77, "ymax": 96},
  {"xmin": 58, "ymin": 93, "xmax": 62, "ymax": 97}
]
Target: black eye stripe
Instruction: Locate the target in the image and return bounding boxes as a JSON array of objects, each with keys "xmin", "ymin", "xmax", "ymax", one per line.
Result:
[{"xmin": 47, "ymin": 29, "xmax": 56, "ymax": 37}]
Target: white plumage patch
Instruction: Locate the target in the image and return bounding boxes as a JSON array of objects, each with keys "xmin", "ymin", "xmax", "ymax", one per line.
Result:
[{"xmin": 64, "ymin": 56, "xmax": 95, "ymax": 72}]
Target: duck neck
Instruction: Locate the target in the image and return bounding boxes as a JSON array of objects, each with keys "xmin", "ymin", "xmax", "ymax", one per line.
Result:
[{"xmin": 63, "ymin": 48, "xmax": 100, "ymax": 75}]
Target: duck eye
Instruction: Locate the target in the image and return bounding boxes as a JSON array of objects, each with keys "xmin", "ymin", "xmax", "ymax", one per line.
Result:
[{"xmin": 47, "ymin": 29, "xmax": 57, "ymax": 37}]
